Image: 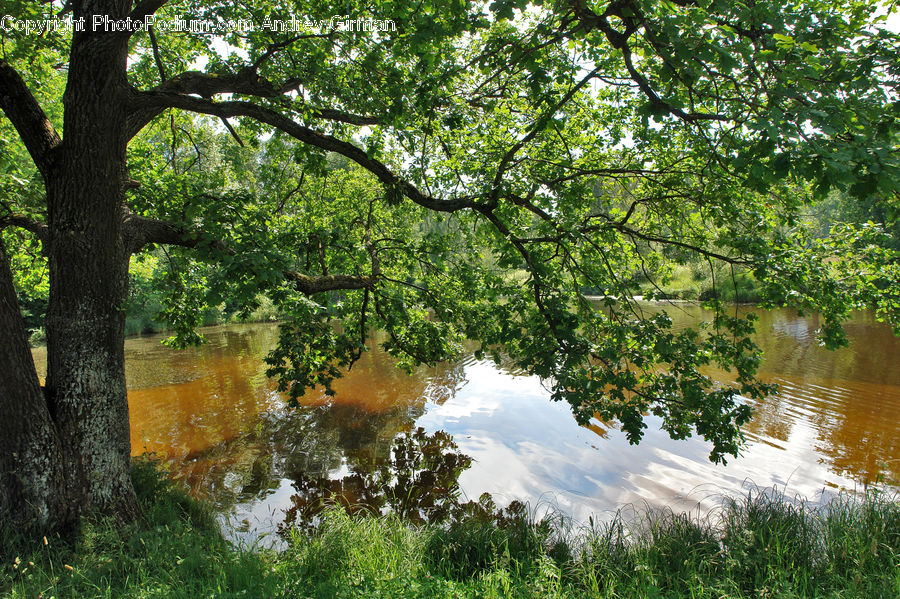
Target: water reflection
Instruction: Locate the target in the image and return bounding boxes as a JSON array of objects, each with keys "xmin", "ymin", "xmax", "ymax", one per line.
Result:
[
  {"xmin": 126, "ymin": 330, "xmax": 472, "ymax": 511},
  {"xmin": 744, "ymin": 308, "xmax": 900, "ymax": 485},
  {"xmin": 28, "ymin": 308, "xmax": 900, "ymax": 544},
  {"xmin": 281, "ymin": 428, "xmax": 472, "ymax": 533}
]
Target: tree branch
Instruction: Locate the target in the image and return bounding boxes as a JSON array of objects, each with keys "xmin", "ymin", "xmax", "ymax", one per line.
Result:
[
  {"xmin": 308, "ymin": 107, "xmax": 382, "ymax": 126},
  {"xmin": 571, "ymin": 0, "xmax": 727, "ymax": 123},
  {"xmin": 0, "ymin": 60, "xmax": 61, "ymax": 178},
  {"xmin": 152, "ymin": 69, "xmax": 290, "ymax": 98},
  {"xmin": 147, "ymin": 24, "xmax": 167, "ymax": 82},
  {"xmin": 129, "ymin": 0, "xmax": 168, "ymax": 24},
  {"xmin": 284, "ymin": 270, "xmax": 373, "ymax": 295},
  {"xmin": 604, "ymin": 219, "xmax": 750, "ymax": 265},
  {"xmin": 126, "ymin": 69, "xmax": 382, "ymax": 139},
  {"xmin": 121, "ymin": 211, "xmax": 225, "ymax": 254},
  {"xmin": 126, "ymin": 90, "xmax": 481, "ymax": 213},
  {"xmin": 250, "ymin": 34, "xmax": 334, "ymax": 71},
  {"xmin": 218, "ymin": 116, "xmax": 244, "ymax": 146},
  {"xmin": 488, "ymin": 65, "xmax": 601, "ymax": 206},
  {"xmin": 0, "ymin": 214, "xmax": 49, "ymax": 248},
  {"xmin": 121, "ymin": 212, "xmax": 373, "ymax": 295}
]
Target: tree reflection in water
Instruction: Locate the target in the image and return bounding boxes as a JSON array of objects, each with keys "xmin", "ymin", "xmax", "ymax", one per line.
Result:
[
  {"xmin": 157, "ymin": 352, "xmax": 475, "ymax": 537},
  {"xmin": 280, "ymin": 427, "xmax": 473, "ymax": 533}
]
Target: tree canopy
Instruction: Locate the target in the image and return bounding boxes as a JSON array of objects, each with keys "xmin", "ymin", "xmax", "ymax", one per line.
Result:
[{"xmin": 0, "ymin": 0, "xmax": 898, "ymax": 528}]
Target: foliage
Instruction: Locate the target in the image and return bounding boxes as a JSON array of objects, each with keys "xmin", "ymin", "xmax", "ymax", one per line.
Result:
[{"xmin": 2, "ymin": 0, "xmax": 899, "ymax": 469}]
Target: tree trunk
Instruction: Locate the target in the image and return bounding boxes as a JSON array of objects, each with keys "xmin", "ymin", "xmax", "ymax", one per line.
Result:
[
  {"xmin": 40, "ymin": 1, "xmax": 140, "ymax": 522},
  {"xmin": 0, "ymin": 239, "xmax": 71, "ymax": 530}
]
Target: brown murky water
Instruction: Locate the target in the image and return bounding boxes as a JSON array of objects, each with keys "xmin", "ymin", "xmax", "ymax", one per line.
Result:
[{"xmin": 30, "ymin": 306, "xmax": 900, "ymax": 545}]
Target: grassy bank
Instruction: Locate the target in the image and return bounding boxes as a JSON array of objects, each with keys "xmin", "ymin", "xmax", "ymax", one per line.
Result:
[
  {"xmin": 25, "ymin": 297, "xmax": 282, "ymax": 346},
  {"xmin": 3, "ymin": 462, "xmax": 898, "ymax": 598},
  {"xmin": 123, "ymin": 294, "xmax": 283, "ymax": 338},
  {"xmin": 633, "ymin": 264, "xmax": 764, "ymax": 303}
]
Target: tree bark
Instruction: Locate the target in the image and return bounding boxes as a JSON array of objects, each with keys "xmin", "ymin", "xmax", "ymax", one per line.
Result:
[
  {"xmin": 40, "ymin": 0, "xmax": 140, "ymax": 522},
  {"xmin": 0, "ymin": 239, "xmax": 71, "ymax": 530}
]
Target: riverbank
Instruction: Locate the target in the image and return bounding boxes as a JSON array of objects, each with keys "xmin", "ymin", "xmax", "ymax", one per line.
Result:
[
  {"xmin": 3, "ymin": 461, "xmax": 898, "ymax": 598},
  {"xmin": 26, "ymin": 297, "xmax": 282, "ymax": 347}
]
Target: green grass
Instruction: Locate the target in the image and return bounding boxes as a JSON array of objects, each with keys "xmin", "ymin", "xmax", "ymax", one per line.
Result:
[
  {"xmin": 3, "ymin": 463, "xmax": 899, "ymax": 598},
  {"xmin": 122, "ymin": 297, "xmax": 282, "ymax": 339},
  {"xmin": 635, "ymin": 263, "xmax": 764, "ymax": 303},
  {"xmin": 0, "ymin": 458, "xmax": 277, "ymax": 598}
]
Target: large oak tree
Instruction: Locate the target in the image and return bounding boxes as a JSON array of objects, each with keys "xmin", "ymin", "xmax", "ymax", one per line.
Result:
[{"xmin": 1, "ymin": 0, "xmax": 898, "ymax": 530}]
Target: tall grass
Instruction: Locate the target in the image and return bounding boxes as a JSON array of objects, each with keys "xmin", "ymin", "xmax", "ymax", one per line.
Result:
[
  {"xmin": 3, "ymin": 463, "xmax": 898, "ymax": 598},
  {"xmin": 571, "ymin": 489, "xmax": 900, "ymax": 598},
  {"xmin": 1, "ymin": 458, "xmax": 277, "ymax": 598}
]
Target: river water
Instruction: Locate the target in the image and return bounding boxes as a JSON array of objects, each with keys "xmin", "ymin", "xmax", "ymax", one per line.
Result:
[{"xmin": 31, "ymin": 304, "xmax": 900, "ymax": 546}]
